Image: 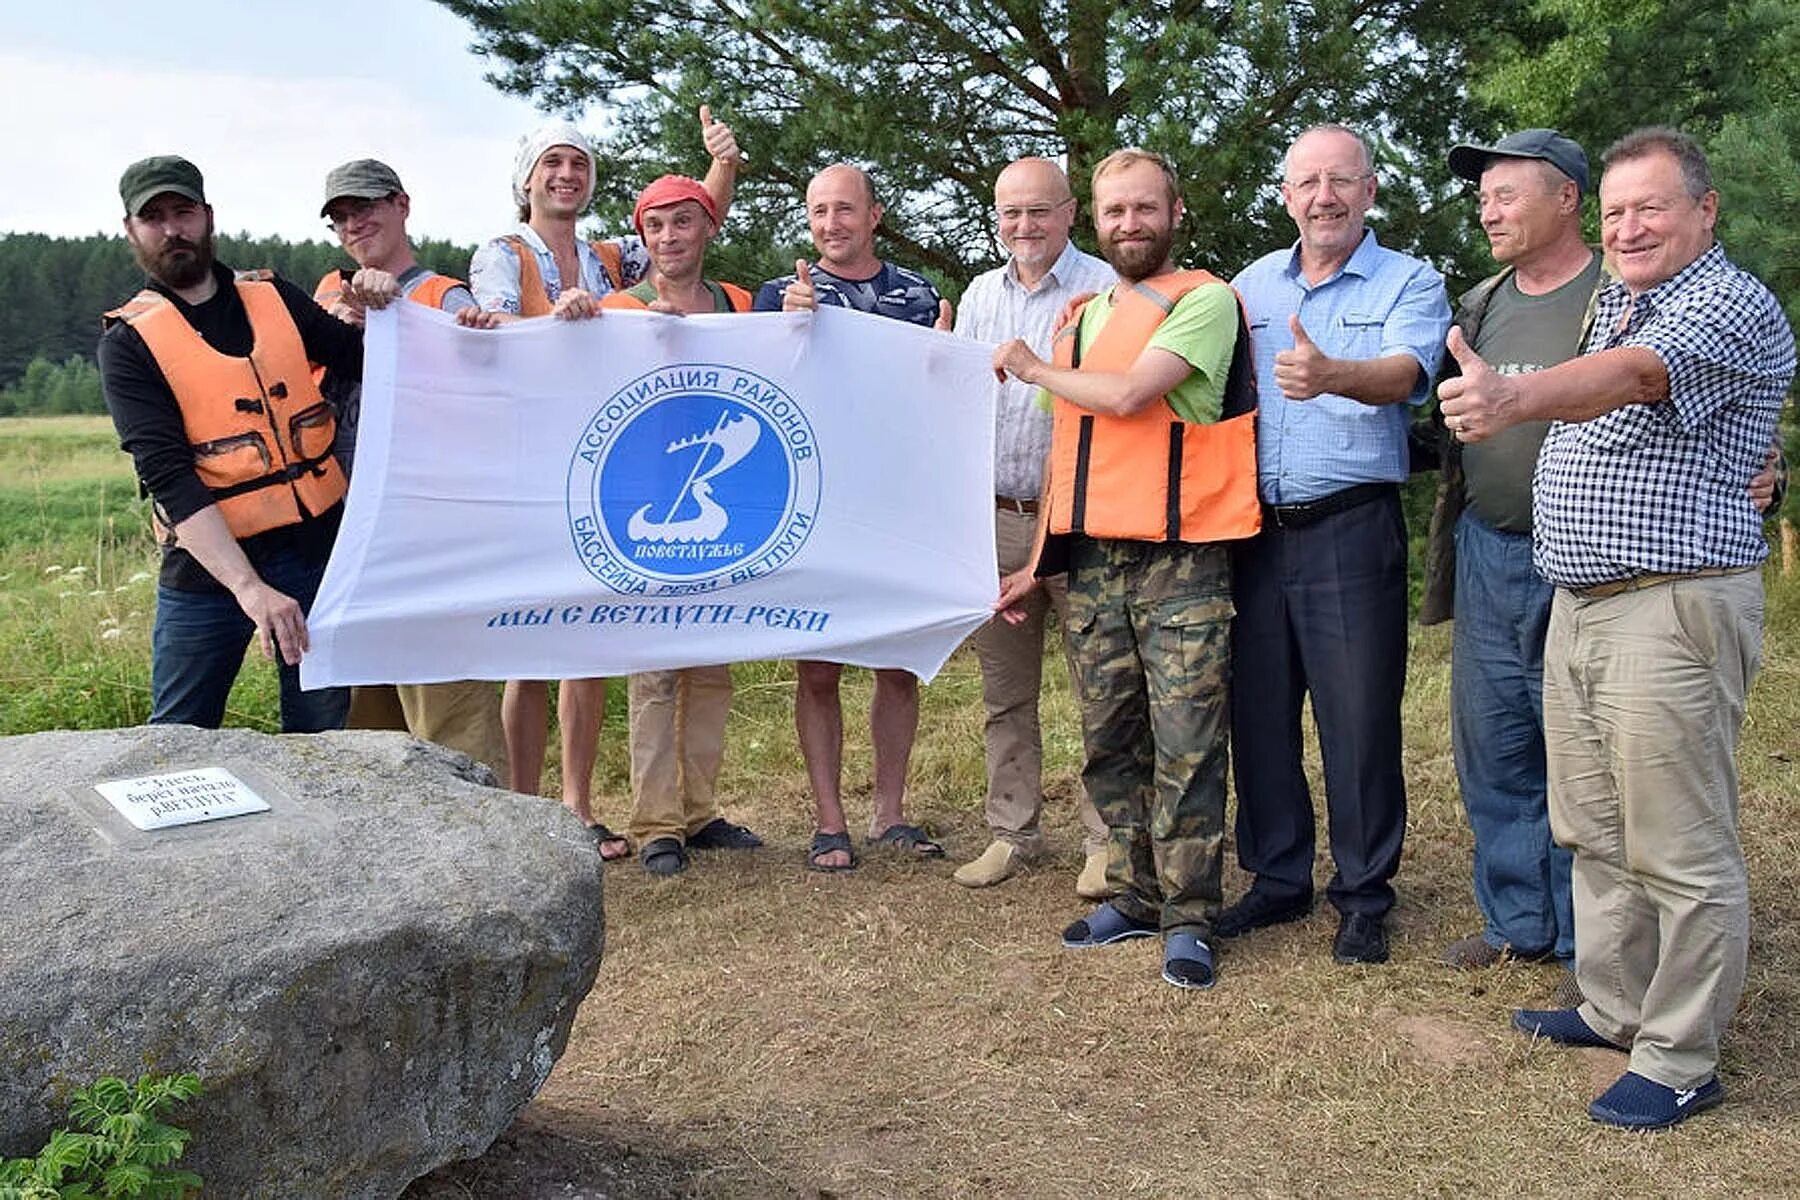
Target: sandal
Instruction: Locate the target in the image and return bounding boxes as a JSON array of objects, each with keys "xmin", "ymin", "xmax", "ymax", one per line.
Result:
[
  {"xmin": 641, "ymin": 836, "xmax": 688, "ymax": 878},
  {"xmin": 686, "ymin": 817, "xmax": 764, "ymax": 850},
  {"xmin": 865, "ymin": 822, "xmax": 945, "ymax": 859},
  {"xmin": 587, "ymin": 823, "xmax": 634, "ymax": 862},
  {"xmin": 807, "ymin": 830, "xmax": 857, "ymax": 873}
]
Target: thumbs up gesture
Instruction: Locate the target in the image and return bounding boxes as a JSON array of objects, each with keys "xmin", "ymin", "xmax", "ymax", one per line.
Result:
[
  {"xmin": 1437, "ymin": 327, "xmax": 1513, "ymax": 443},
  {"xmin": 934, "ymin": 297, "xmax": 953, "ymax": 331},
  {"xmin": 699, "ymin": 104, "xmax": 742, "ymax": 164},
  {"xmin": 1273, "ymin": 315, "xmax": 1333, "ymax": 399},
  {"xmin": 782, "ymin": 260, "xmax": 817, "ymax": 312}
]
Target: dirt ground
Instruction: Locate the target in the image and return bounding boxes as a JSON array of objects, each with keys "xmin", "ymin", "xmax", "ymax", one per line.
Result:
[{"xmin": 402, "ymin": 799, "xmax": 1800, "ymax": 1197}]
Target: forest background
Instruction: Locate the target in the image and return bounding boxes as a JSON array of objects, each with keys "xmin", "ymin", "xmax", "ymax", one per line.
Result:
[{"xmin": 4, "ymin": 0, "xmax": 1797, "ymax": 486}]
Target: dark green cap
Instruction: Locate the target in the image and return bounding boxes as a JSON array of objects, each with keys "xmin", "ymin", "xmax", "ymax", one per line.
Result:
[
  {"xmin": 320, "ymin": 159, "xmax": 405, "ymax": 216},
  {"xmin": 119, "ymin": 156, "xmax": 206, "ymax": 216}
]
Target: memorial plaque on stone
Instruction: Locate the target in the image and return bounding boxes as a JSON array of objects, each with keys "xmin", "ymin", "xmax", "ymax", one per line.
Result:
[{"xmin": 93, "ymin": 766, "xmax": 271, "ymax": 831}]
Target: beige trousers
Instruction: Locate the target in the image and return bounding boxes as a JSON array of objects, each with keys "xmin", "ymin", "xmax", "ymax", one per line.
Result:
[
  {"xmin": 627, "ymin": 666, "xmax": 732, "ymax": 844},
  {"xmin": 1543, "ymin": 571, "xmax": 1761, "ymax": 1088},
  {"xmin": 348, "ymin": 682, "xmax": 509, "ymax": 780},
  {"xmin": 970, "ymin": 506, "xmax": 1107, "ymax": 857}
]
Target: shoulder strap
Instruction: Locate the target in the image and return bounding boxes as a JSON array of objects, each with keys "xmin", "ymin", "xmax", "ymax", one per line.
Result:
[
  {"xmin": 590, "ymin": 240, "xmax": 625, "ymax": 291},
  {"xmin": 714, "ymin": 281, "xmax": 753, "ymax": 312},
  {"xmin": 407, "ymin": 273, "xmax": 466, "ymax": 311},
  {"xmin": 503, "ymin": 234, "xmax": 553, "ymax": 317},
  {"xmin": 102, "ymin": 288, "xmax": 164, "ymax": 329}
]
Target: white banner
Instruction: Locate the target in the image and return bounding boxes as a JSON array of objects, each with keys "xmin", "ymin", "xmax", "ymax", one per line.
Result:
[{"xmin": 300, "ymin": 303, "xmax": 998, "ymax": 687}]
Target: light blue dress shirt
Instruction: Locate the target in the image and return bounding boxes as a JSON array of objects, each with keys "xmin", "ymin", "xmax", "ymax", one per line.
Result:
[{"xmin": 1232, "ymin": 229, "xmax": 1450, "ymax": 504}]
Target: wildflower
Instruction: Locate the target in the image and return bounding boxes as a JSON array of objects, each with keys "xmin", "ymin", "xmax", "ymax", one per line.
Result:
[
  {"xmin": 101, "ymin": 628, "xmax": 124, "ymax": 640},
  {"xmin": 127, "ymin": 571, "xmax": 151, "ymax": 584},
  {"xmin": 45, "ymin": 565, "xmax": 63, "ymax": 575}
]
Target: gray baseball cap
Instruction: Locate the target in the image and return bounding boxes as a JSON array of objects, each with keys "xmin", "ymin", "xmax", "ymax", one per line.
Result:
[
  {"xmin": 119, "ymin": 156, "xmax": 206, "ymax": 216},
  {"xmin": 1448, "ymin": 129, "xmax": 1590, "ymax": 194},
  {"xmin": 320, "ymin": 159, "xmax": 405, "ymax": 216}
]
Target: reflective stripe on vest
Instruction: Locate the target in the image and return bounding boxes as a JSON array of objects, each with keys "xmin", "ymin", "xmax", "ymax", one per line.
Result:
[
  {"xmin": 1044, "ymin": 270, "xmax": 1261, "ymax": 545},
  {"xmin": 504, "ymin": 235, "xmax": 625, "ymax": 316},
  {"xmin": 106, "ymin": 280, "xmax": 346, "ymax": 540}
]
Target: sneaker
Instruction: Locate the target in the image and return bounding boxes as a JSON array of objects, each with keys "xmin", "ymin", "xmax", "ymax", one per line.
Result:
[
  {"xmin": 1075, "ymin": 850, "xmax": 1113, "ymax": 900},
  {"xmin": 1214, "ymin": 888, "xmax": 1313, "ymax": 939},
  {"xmin": 953, "ymin": 840, "xmax": 1025, "ymax": 888},
  {"xmin": 1161, "ymin": 932, "xmax": 1216, "ymax": 990},
  {"xmin": 1589, "ymin": 1071, "xmax": 1723, "ymax": 1130},
  {"xmin": 1511, "ymin": 1007, "xmax": 1627, "ymax": 1050},
  {"xmin": 1061, "ymin": 902, "xmax": 1157, "ymax": 948},
  {"xmin": 1332, "ymin": 911, "xmax": 1389, "ymax": 964}
]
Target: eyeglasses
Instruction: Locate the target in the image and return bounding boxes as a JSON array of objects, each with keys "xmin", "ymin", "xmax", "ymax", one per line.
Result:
[
  {"xmin": 1282, "ymin": 172, "xmax": 1372, "ymax": 198},
  {"xmin": 996, "ymin": 198, "xmax": 1073, "ymax": 223},
  {"xmin": 324, "ymin": 195, "xmax": 393, "ymax": 231}
]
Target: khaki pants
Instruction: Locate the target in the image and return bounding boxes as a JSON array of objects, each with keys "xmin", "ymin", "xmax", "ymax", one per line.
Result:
[
  {"xmin": 970, "ymin": 506, "xmax": 1107, "ymax": 858},
  {"xmin": 627, "ymin": 666, "xmax": 732, "ymax": 844},
  {"xmin": 1543, "ymin": 572, "xmax": 1761, "ymax": 1088},
  {"xmin": 349, "ymin": 682, "xmax": 508, "ymax": 780}
]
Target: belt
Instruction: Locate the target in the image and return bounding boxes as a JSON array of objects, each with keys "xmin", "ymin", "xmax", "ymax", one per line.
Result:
[
  {"xmin": 1569, "ymin": 565, "xmax": 1754, "ymax": 600},
  {"xmin": 996, "ymin": 495, "xmax": 1039, "ymax": 515},
  {"xmin": 1261, "ymin": 482, "xmax": 1395, "ymax": 531}
]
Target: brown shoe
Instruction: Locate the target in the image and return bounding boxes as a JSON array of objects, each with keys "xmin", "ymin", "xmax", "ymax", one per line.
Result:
[
  {"xmin": 1442, "ymin": 934, "xmax": 1504, "ymax": 970},
  {"xmin": 953, "ymin": 840, "xmax": 1024, "ymax": 888},
  {"xmin": 1550, "ymin": 969, "xmax": 1585, "ymax": 1009},
  {"xmin": 1075, "ymin": 850, "xmax": 1113, "ymax": 900}
]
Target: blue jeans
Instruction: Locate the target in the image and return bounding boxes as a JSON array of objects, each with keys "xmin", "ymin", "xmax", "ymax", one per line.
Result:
[
  {"xmin": 1451, "ymin": 510, "xmax": 1572, "ymax": 960},
  {"xmin": 149, "ymin": 545, "xmax": 350, "ymax": 733}
]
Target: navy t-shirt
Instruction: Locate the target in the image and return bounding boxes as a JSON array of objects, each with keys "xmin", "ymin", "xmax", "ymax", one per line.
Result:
[{"xmin": 753, "ymin": 261, "xmax": 941, "ymax": 326}]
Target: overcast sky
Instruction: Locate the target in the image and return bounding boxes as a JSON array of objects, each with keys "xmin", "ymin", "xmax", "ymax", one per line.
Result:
[{"xmin": 1, "ymin": 0, "xmax": 572, "ymax": 246}]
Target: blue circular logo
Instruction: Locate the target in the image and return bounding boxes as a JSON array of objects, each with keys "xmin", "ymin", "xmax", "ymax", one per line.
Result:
[{"xmin": 567, "ymin": 364, "xmax": 821, "ymax": 595}]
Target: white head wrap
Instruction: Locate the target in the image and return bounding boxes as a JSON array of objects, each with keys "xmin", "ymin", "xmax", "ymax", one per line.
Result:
[{"xmin": 512, "ymin": 120, "xmax": 596, "ymax": 213}]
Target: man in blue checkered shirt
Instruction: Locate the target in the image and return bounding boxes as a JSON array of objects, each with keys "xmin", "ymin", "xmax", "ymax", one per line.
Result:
[{"xmin": 1441, "ymin": 126, "xmax": 1794, "ymax": 1131}]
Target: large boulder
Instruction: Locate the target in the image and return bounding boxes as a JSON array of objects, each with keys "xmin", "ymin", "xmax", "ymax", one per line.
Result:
[{"xmin": 0, "ymin": 726, "xmax": 604, "ymax": 1198}]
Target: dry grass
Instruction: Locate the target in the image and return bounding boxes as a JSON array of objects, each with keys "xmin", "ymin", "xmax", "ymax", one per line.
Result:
[
  {"xmin": 9, "ymin": 418, "xmax": 1795, "ymax": 1195},
  {"xmin": 414, "ymin": 580, "xmax": 1800, "ymax": 1199}
]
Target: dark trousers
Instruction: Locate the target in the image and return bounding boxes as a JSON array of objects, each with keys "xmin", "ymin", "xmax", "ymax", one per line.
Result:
[{"xmin": 1228, "ymin": 489, "xmax": 1408, "ymax": 916}]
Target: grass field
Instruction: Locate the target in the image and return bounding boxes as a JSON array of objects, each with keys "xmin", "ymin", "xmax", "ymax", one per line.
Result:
[{"xmin": 6, "ymin": 416, "xmax": 1800, "ymax": 1197}]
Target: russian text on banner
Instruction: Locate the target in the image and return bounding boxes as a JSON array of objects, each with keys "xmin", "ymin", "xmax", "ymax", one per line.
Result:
[{"xmin": 301, "ymin": 304, "xmax": 998, "ymax": 686}]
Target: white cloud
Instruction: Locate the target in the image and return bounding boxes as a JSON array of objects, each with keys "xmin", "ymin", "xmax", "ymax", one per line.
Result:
[{"xmin": 0, "ymin": 49, "xmax": 543, "ymax": 246}]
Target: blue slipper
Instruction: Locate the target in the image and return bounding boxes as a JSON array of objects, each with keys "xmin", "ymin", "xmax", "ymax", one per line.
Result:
[
  {"xmin": 1589, "ymin": 1071, "xmax": 1723, "ymax": 1130},
  {"xmin": 1512, "ymin": 1007, "xmax": 1628, "ymax": 1050},
  {"xmin": 1061, "ymin": 902, "xmax": 1157, "ymax": 948},
  {"xmin": 1161, "ymin": 932, "xmax": 1215, "ymax": 990}
]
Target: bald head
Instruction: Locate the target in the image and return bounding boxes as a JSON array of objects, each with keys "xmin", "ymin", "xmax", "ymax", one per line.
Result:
[
  {"xmin": 805, "ymin": 163, "xmax": 883, "ymax": 275},
  {"xmin": 994, "ymin": 157, "xmax": 1077, "ymax": 281}
]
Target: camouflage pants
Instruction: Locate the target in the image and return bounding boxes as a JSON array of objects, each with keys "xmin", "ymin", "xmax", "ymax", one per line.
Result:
[{"xmin": 1065, "ymin": 537, "xmax": 1233, "ymax": 936}]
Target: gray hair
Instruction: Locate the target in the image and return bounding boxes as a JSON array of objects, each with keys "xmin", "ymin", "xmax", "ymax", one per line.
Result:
[{"xmin": 1602, "ymin": 126, "xmax": 1712, "ymax": 200}]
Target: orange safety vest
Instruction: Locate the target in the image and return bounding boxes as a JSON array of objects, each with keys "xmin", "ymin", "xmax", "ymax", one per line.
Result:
[
  {"xmin": 313, "ymin": 268, "xmax": 466, "ymax": 313},
  {"xmin": 598, "ymin": 280, "xmax": 752, "ymax": 313},
  {"xmin": 1043, "ymin": 270, "xmax": 1260, "ymax": 544},
  {"xmin": 104, "ymin": 276, "xmax": 347, "ymax": 541},
  {"xmin": 504, "ymin": 235, "xmax": 625, "ymax": 316}
]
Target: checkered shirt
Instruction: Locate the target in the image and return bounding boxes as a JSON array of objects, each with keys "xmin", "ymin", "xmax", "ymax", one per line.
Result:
[{"xmin": 1533, "ymin": 243, "xmax": 1795, "ymax": 588}]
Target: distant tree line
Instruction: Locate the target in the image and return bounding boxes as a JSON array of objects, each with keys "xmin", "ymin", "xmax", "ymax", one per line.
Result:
[{"xmin": 0, "ymin": 233, "xmax": 475, "ymax": 402}]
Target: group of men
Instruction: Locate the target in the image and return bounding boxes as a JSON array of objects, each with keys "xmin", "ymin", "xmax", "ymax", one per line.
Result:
[{"xmin": 98, "ymin": 110, "xmax": 1790, "ymax": 1132}]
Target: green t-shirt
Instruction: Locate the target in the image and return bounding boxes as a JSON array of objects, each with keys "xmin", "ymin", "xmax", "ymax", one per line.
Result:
[
  {"xmin": 1038, "ymin": 280, "xmax": 1239, "ymax": 423},
  {"xmin": 624, "ymin": 278, "xmax": 738, "ymax": 312},
  {"xmin": 1462, "ymin": 253, "xmax": 1604, "ymax": 532}
]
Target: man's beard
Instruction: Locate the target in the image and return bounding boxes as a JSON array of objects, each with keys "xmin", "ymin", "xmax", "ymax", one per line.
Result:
[
  {"xmin": 134, "ymin": 231, "xmax": 215, "ymax": 290},
  {"xmin": 1102, "ymin": 226, "xmax": 1174, "ymax": 282}
]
